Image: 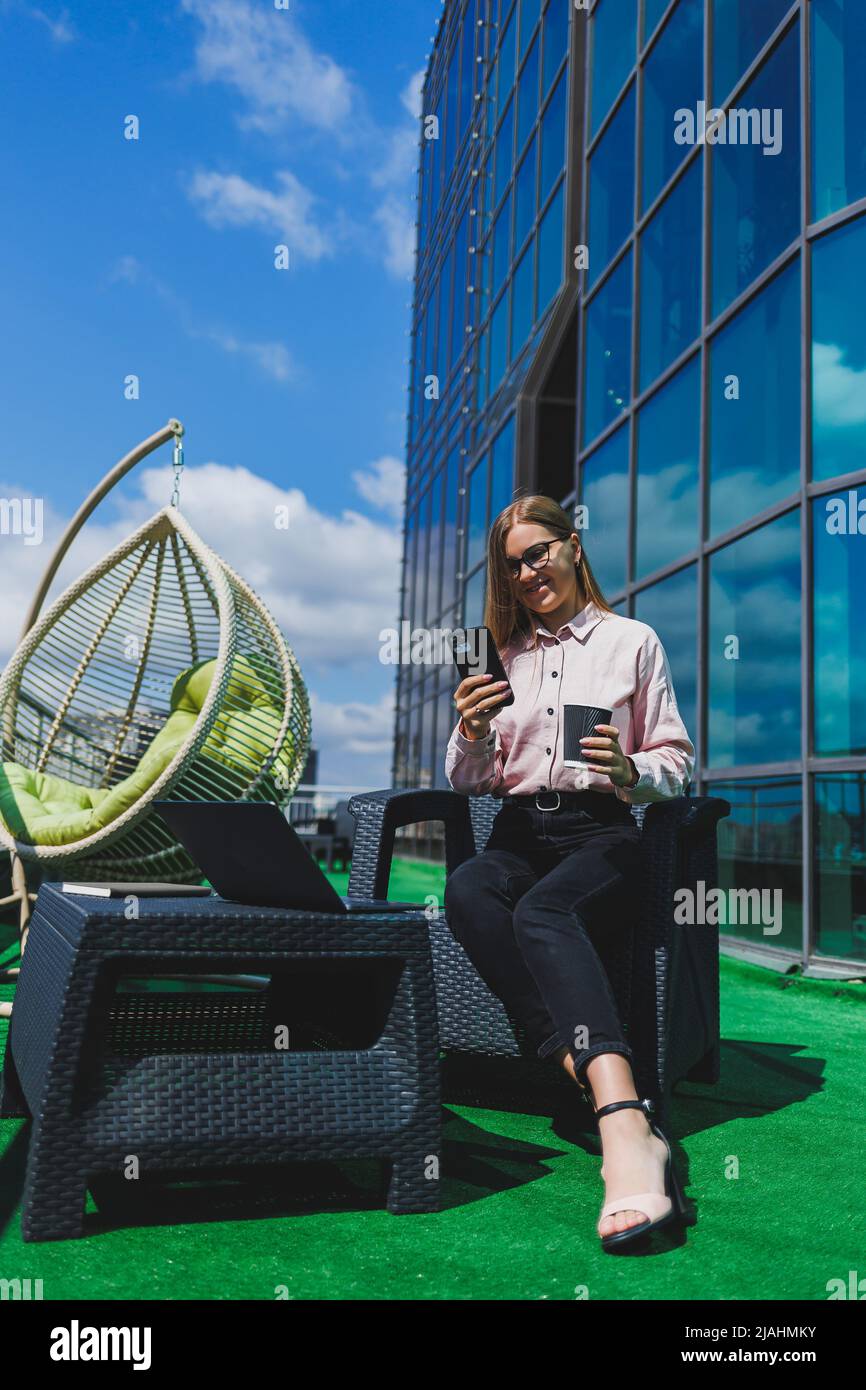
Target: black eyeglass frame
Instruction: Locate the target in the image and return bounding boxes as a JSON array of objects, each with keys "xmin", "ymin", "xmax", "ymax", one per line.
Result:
[{"xmin": 504, "ymin": 534, "xmax": 574, "ymax": 580}]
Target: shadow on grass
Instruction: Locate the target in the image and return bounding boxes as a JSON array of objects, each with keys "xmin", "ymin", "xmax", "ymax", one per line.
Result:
[{"xmin": 0, "ymin": 1036, "xmax": 829, "ymax": 1244}]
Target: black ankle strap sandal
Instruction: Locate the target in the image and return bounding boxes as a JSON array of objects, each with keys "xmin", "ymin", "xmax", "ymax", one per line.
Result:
[{"xmin": 592, "ymin": 1096, "xmax": 690, "ymax": 1252}]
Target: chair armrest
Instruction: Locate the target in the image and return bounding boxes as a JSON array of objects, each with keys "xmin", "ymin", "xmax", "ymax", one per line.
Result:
[
  {"xmin": 346, "ymin": 788, "xmax": 476, "ymax": 901},
  {"xmin": 635, "ymin": 795, "xmax": 732, "ymax": 950}
]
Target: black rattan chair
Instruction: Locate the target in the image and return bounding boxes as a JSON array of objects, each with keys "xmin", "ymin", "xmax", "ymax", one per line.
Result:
[{"xmin": 346, "ymin": 790, "xmax": 731, "ymax": 1120}]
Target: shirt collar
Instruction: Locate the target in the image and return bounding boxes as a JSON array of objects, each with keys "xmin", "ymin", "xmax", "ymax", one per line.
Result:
[{"xmin": 522, "ymin": 600, "xmax": 607, "ymax": 649}]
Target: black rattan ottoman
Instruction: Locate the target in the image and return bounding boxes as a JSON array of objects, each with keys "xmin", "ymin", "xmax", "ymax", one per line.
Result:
[{"xmin": 0, "ymin": 886, "xmax": 441, "ymax": 1241}]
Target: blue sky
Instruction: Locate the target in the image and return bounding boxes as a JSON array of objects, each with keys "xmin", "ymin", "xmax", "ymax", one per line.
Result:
[{"xmin": 0, "ymin": 0, "xmax": 436, "ymax": 787}]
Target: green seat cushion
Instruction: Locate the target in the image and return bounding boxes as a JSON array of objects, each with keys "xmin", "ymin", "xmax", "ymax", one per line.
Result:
[{"xmin": 0, "ymin": 655, "xmax": 294, "ymax": 847}]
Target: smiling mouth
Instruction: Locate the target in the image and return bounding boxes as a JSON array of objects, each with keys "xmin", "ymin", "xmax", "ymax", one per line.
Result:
[{"xmin": 524, "ymin": 578, "xmax": 552, "ymax": 595}]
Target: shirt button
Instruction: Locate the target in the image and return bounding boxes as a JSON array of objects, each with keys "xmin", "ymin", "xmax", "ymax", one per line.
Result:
[
  {"xmin": 551, "ymin": 672, "xmax": 558, "ymax": 678},
  {"xmin": 546, "ymin": 747, "xmax": 551, "ymax": 755},
  {"xmin": 547, "ymin": 708, "xmax": 554, "ymax": 715}
]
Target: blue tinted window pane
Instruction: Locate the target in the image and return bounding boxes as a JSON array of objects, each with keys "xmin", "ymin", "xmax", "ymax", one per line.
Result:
[
  {"xmin": 494, "ymin": 100, "xmax": 514, "ymax": 207},
  {"xmin": 635, "ymin": 357, "xmax": 700, "ymax": 577},
  {"xmin": 813, "ymin": 488, "xmax": 866, "ymax": 758},
  {"xmin": 708, "ymin": 511, "xmax": 801, "ymax": 767},
  {"xmin": 444, "ymin": 44, "xmax": 460, "ymax": 173},
  {"xmin": 476, "ymin": 325, "xmax": 489, "ymax": 407},
  {"xmin": 540, "ymin": 68, "xmax": 568, "ymax": 206},
  {"xmin": 464, "ymin": 566, "xmax": 486, "ymax": 628},
  {"xmin": 511, "ymin": 243, "xmax": 535, "ymax": 357},
  {"xmin": 632, "ymin": 564, "xmax": 698, "ymax": 740},
  {"xmin": 492, "ymin": 190, "xmax": 512, "ymax": 300},
  {"xmin": 490, "ymin": 291, "xmax": 509, "ymax": 393},
  {"xmin": 583, "ymin": 251, "xmax": 632, "ymax": 446},
  {"xmin": 442, "ymin": 450, "xmax": 460, "ymax": 612},
  {"xmin": 814, "ymin": 774, "xmax": 866, "ymax": 961},
  {"xmin": 709, "ymin": 262, "xmax": 800, "ymax": 536},
  {"xmin": 711, "ymin": 25, "xmax": 800, "ymax": 317},
  {"xmin": 515, "ymin": 134, "xmax": 538, "ymax": 253},
  {"xmin": 812, "ymin": 0, "xmax": 866, "ymax": 221},
  {"xmin": 519, "ymin": 0, "xmax": 540, "ymax": 59},
  {"xmin": 642, "ymin": 1, "xmax": 703, "ymax": 211},
  {"xmin": 451, "ymin": 210, "xmax": 469, "ymax": 366},
  {"xmin": 517, "ymin": 34, "xmax": 540, "ymax": 152},
  {"xmin": 537, "ymin": 179, "xmax": 565, "ymax": 314},
  {"xmin": 713, "ymin": 0, "xmax": 793, "ymax": 103},
  {"xmin": 591, "ymin": 0, "xmax": 637, "ymax": 136},
  {"xmin": 643, "ymin": 0, "xmax": 671, "ymax": 44},
  {"xmin": 466, "ymin": 459, "xmax": 489, "ymax": 571},
  {"xmin": 438, "ymin": 248, "xmax": 453, "ymax": 384},
  {"xmin": 813, "ymin": 215, "xmax": 866, "ymax": 481},
  {"xmin": 490, "ymin": 416, "xmax": 517, "ymax": 521},
  {"xmin": 579, "ymin": 425, "xmax": 629, "ymax": 595},
  {"xmin": 542, "ymin": 0, "xmax": 569, "ymax": 95},
  {"xmin": 542, "ymin": 74, "xmax": 569, "ymax": 216},
  {"xmin": 639, "ymin": 160, "xmax": 701, "ymax": 390},
  {"xmin": 712, "ymin": 778, "xmax": 803, "ymax": 951},
  {"xmin": 588, "ymin": 83, "xmax": 635, "ymax": 288},
  {"xmin": 496, "ymin": 5, "xmax": 518, "ymax": 121}
]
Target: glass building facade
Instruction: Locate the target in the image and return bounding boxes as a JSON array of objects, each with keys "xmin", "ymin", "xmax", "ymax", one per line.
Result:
[{"xmin": 397, "ymin": 0, "xmax": 866, "ymax": 977}]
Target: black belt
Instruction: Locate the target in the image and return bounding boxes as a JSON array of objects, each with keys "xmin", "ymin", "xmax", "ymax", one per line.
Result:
[{"xmin": 499, "ymin": 790, "xmax": 623, "ymax": 813}]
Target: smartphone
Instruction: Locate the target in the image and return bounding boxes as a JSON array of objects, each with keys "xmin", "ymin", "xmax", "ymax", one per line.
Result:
[{"xmin": 450, "ymin": 626, "xmax": 514, "ymax": 707}]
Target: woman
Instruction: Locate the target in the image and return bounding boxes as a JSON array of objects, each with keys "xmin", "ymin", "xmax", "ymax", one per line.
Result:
[{"xmin": 443, "ymin": 494, "xmax": 696, "ymax": 1252}]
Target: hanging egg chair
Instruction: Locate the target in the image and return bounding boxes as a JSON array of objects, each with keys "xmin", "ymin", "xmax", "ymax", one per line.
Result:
[{"xmin": 0, "ymin": 422, "xmax": 311, "ymax": 948}]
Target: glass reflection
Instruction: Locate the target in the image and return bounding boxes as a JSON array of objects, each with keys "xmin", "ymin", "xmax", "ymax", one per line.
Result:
[
  {"xmin": 712, "ymin": 778, "xmax": 803, "ymax": 951},
  {"xmin": 588, "ymin": 83, "xmax": 635, "ymax": 288},
  {"xmin": 811, "ymin": 0, "xmax": 866, "ymax": 221},
  {"xmin": 813, "ymin": 488, "xmax": 866, "ymax": 758},
  {"xmin": 639, "ymin": 159, "xmax": 702, "ymax": 390},
  {"xmin": 711, "ymin": 24, "xmax": 800, "ymax": 317},
  {"xmin": 642, "ymin": 0, "xmax": 703, "ymax": 213},
  {"xmin": 583, "ymin": 251, "xmax": 632, "ymax": 446},
  {"xmin": 591, "ymin": 0, "xmax": 637, "ymax": 137},
  {"xmin": 579, "ymin": 424, "xmax": 629, "ymax": 596},
  {"xmin": 812, "ymin": 214, "xmax": 866, "ymax": 482},
  {"xmin": 636, "ymin": 356, "xmax": 700, "ymax": 578},
  {"xmin": 633, "ymin": 563, "xmax": 698, "ymax": 741},
  {"xmin": 814, "ymin": 774, "xmax": 866, "ymax": 961},
  {"xmin": 708, "ymin": 511, "xmax": 801, "ymax": 767},
  {"xmin": 708, "ymin": 261, "xmax": 800, "ymax": 537}
]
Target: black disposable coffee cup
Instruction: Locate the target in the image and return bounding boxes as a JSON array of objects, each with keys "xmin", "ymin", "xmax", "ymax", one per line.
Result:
[{"xmin": 563, "ymin": 704, "xmax": 613, "ymax": 766}]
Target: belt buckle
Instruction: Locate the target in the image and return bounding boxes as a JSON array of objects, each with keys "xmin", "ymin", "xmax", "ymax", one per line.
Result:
[{"xmin": 534, "ymin": 790, "xmax": 561, "ymax": 812}]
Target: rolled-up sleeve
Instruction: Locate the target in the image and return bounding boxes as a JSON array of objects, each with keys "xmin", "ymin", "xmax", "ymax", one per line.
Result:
[
  {"xmin": 614, "ymin": 634, "xmax": 696, "ymax": 805},
  {"xmin": 444, "ymin": 720, "xmax": 505, "ymax": 797}
]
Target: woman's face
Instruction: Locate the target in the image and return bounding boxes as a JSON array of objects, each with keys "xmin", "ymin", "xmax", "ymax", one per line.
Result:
[{"xmin": 504, "ymin": 524, "xmax": 580, "ymax": 616}]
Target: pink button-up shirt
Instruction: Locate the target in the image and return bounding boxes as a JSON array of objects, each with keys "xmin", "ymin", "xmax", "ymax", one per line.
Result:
[{"xmin": 444, "ymin": 601, "xmax": 695, "ymax": 805}]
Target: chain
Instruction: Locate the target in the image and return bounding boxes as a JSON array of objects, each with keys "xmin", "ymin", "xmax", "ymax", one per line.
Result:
[{"xmin": 171, "ymin": 436, "xmax": 184, "ymax": 508}]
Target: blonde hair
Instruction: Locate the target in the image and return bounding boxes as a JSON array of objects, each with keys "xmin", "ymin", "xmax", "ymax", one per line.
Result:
[{"xmin": 483, "ymin": 493, "xmax": 615, "ymax": 653}]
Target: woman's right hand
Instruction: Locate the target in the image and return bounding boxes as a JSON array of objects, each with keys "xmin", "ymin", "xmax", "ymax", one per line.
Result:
[{"xmin": 454, "ymin": 673, "xmax": 511, "ymax": 740}]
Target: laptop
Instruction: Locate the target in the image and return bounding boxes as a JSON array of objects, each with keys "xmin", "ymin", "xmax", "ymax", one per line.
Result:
[{"xmin": 154, "ymin": 800, "xmax": 420, "ymax": 915}]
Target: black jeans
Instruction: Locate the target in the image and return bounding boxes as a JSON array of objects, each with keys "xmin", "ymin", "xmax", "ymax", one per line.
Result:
[{"xmin": 443, "ymin": 793, "xmax": 642, "ymax": 1089}]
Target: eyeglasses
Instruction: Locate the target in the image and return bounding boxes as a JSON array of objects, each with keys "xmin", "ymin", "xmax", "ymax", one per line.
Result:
[{"xmin": 504, "ymin": 536, "xmax": 570, "ymax": 580}]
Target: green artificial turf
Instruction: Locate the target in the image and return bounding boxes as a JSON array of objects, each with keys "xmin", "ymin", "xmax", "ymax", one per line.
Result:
[{"xmin": 0, "ymin": 858, "xmax": 864, "ymax": 1301}]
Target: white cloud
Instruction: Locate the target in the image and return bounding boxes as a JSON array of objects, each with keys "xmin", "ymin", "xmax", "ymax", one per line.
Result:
[
  {"xmin": 104, "ymin": 255, "xmax": 298, "ymax": 384},
  {"xmin": 352, "ymin": 456, "xmax": 406, "ymax": 520},
  {"xmin": 179, "ymin": 0, "xmax": 419, "ymax": 281},
  {"xmin": 402, "ymin": 69, "xmax": 426, "ymax": 122},
  {"xmin": 813, "ymin": 341, "xmax": 866, "ymax": 428},
  {"xmin": 186, "ymin": 169, "xmax": 333, "ymax": 262},
  {"xmin": 309, "ymin": 688, "xmax": 396, "ymax": 758},
  {"xmin": 179, "ymin": 0, "xmax": 357, "ymax": 137},
  {"xmin": 27, "ymin": 5, "xmax": 75, "ymax": 42},
  {"xmin": 373, "ymin": 196, "xmax": 417, "ymax": 279}
]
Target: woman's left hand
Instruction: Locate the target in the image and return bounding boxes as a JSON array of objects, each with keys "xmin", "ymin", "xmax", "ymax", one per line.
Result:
[{"xmin": 579, "ymin": 724, "xmax": 638, "ymax": 788}]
